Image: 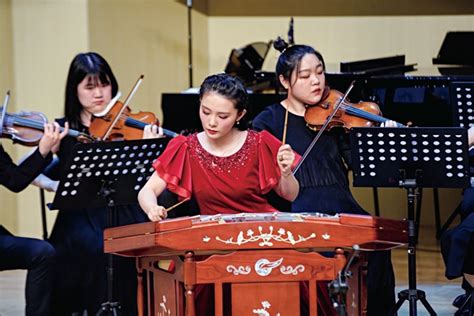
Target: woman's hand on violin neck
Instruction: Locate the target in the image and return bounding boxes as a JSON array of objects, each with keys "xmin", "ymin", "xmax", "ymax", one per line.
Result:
[
  {"xmin": 277, "ymin": 144, "xmax": 295, "ymax": 176},
  {"xmin": 143, "ymin": 124, "xmax": 164, "ymax": 139},
  {"xmin": 38, "ymin": 122, "xmax": 69, "ymax": 157},
  {"xmin": 380, "ymin": 120, "xmax": 398, "ymax": 128}
]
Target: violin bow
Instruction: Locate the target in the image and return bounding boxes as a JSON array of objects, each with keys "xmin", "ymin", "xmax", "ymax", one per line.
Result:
[
  {"xmin": 292, "ymin": 81, "xmax": 356, "ymax": 175},
  {"xmin": 0, "ymin": 91, "xmax": 10, "ymax": 134},
  {"xmin": 103, "ymin": 75, "xmax": 144, "ymax": 140}
]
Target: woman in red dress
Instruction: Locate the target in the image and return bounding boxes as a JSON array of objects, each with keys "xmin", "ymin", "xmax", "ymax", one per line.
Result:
[
  {"xmin": 138, "ymin": 73, "xmax": 304, "ymax": 315},
  {"xmin": 138, "ymin": 73, "xmax": 299, "ymax": 219}
]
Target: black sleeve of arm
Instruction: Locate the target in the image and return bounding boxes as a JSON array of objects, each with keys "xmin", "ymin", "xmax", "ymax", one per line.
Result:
[{"xmin": 0, "ymin": 145, "xmax": 52, "ymax": 192}]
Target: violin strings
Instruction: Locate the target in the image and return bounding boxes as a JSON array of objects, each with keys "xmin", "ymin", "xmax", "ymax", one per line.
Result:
[
  {"xmin": 337, "ymin": 102, "xmax": 386, "ymax": 124},
  {"xmin": 11, "ymin": 115, "xmax": 46, "ymax": 130},
  {"xmin": 11, "ymin": 114, "xmax": 83, "ymax": 137}
]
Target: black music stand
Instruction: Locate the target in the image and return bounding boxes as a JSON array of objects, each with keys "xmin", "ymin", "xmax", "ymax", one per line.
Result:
[
  {"xmin": 451, "ymin": 81, "xmax": 474, "ymax": 129},
  {"xmin": 50, "ymin": 138, "xmax": 170, "ymax": 315},
  {"xmin": 350, "ymin": 127, "xmax": 470, "ymax": 316},
  {"xmin": 436, "ymin": 81, "xmax": 474, "ymax": 238}
]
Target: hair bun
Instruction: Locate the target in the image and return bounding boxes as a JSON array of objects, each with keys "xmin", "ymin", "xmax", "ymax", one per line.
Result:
[{"xmin": 273, "ymin": 37, "xmax": 289, "ymax": 53}]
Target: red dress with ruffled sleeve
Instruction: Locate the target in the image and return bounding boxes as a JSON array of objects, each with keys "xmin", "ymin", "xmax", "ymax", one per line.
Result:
[
  {"xmin": 152, "ymin": 130, "xmax": 289, "ymax": 214},
  {"xmin": 152, "ymin": 131, "xmax": 330, "ymax": 315}
]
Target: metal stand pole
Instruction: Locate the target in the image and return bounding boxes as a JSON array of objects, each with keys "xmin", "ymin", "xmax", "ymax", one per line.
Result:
[
  {"xmin": 187, "ymin": 0, "xmax": 193, "ymax": 88},
  {"xmin": 390, "ymin": 182, "xmax": 437, "ymax": 316}
]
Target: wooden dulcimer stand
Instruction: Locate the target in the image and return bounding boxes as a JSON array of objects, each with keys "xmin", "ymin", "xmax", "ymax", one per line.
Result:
[{"xmin": 104, "ymin": 212, "xmax": 408, "ymax": 316}]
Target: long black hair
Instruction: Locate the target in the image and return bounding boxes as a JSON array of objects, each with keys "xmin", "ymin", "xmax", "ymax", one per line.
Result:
[
  {"xmin": 64, "ymin": 52, "xmax": 118, "ymax": 129},
  {"xmin": 199, "ymin": 73, "xmax": 249, "ymax": 131},
  {"xmin": 273, "ymin": 38, "xmax": 325, "ymax": 87}
]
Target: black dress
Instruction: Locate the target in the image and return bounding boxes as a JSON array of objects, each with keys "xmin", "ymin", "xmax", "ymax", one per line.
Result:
[
  {"xmin": 252, "ymin": 103, "xmax": 364, "ymax": 214},
  {"xmin": 48, "ymin": 118, "xmax": 148, "ymax": 315},
  {"xmin": 252, "ymin": 103, "xmax": 395, "ymax": 315}
]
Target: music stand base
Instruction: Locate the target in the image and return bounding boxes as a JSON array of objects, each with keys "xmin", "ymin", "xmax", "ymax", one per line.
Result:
[
  {"xmin": 96, "ymin": 301, "xmax": 121, "ymax": 316},
  {"xmin": 390, "ymin": 289, "xmax": 437, "ymax": 316}
]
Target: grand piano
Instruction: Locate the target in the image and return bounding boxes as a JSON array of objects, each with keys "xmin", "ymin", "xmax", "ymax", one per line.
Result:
[{"xmin": 325, "ymin": 31, "xmax": 474, "ymax": 128}]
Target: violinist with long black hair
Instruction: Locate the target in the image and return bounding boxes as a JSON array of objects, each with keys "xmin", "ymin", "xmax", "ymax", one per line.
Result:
[
  {"xmin": 251, "ymin": 39, "xmax": 397, "ymax": 315},
  {"xmin": 36, "ymin": 52, "xmax": 161, "ymax": 315},
  {"xmin": 0, "ymin": 122, "xmax": 67, "ymax": 316}
]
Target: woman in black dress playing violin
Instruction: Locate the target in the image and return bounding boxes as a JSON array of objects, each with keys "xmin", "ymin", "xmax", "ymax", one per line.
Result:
[
  {"xmin": 42, "ymin": 52, "xmax": 161, "ymax": 315},
  {"xmin": 251, "ymin": 39, "xmax": 398, "ymax": 315}
]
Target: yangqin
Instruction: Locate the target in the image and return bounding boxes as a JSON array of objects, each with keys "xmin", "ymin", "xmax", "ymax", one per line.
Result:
[{"xmin": 104, "ymin": 212, "xmax": 408, "ymax": 316}]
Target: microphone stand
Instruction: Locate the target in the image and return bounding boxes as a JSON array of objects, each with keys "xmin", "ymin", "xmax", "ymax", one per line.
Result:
[
  {"xmin": 187, "ymin": 0, "xmax": 193, "ymax": 88},
  {"xmin": 328, "ymin": 245, "xmax": 361, "ymax": 316}
]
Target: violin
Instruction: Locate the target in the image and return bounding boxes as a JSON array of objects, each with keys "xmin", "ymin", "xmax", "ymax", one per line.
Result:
[
  {"xmin": 304, "ymin": 89, "xmax": 405, "ymax": 131},
  {"xmin": 292, "ymin": 84, "xmax": 405, "ymax": 174},
  {"xmin": 88, "ymin": 76, "xmax": 178, "ymax": 141},
  {"xmin": 89, "ymin": 100, "xmax": 177, "ymax": 141},
  {"xmin": 0, "ymin": 92, "xmax": 93, "ymax": 146}
]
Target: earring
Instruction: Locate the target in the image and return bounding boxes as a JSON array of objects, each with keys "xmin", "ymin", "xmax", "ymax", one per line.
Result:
[{"xmin": 236, "ymin": 121, "xmax": 240, "ymax": 125}]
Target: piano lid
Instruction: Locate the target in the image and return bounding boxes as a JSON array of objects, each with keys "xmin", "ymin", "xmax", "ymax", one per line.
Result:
[
  {"xmin": 339, "ymin": 55, "xmax": 417, "ymax": 75},
  {"xmin": 433, "ymin": 31, "xmax": 474, "ymax": 66},
  {"xmin": 224, "ymin": 41, "xmax": 274, "ymax": 91}
]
